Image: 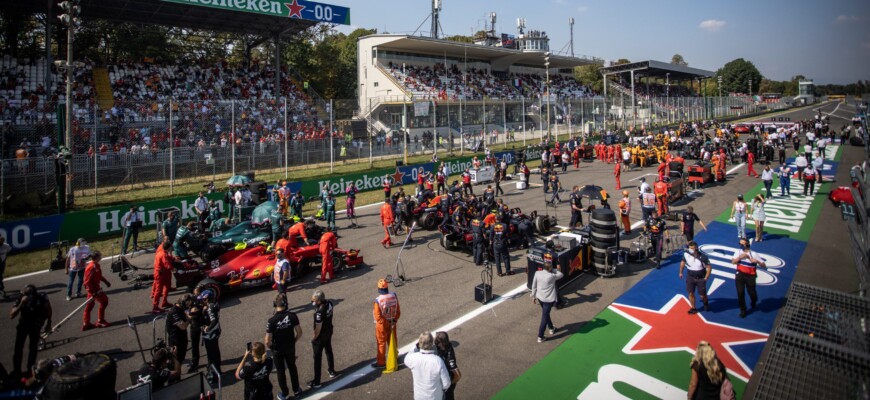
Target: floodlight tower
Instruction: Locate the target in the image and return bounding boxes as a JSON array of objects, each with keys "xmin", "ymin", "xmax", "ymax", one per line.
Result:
[
  {"xmin": 517, "ymin": 18, "xmax": 526, "ymax": 35},
  {"xmin": 569, "ymin": 17, "xmax": 574, "ymax": 57},
  {"xmin": 431, "ymin": 0, "xmax": 441, "ymax": 39}
]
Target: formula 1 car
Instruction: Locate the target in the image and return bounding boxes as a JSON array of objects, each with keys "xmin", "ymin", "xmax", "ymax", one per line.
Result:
[
  {"xmin": 173, "ymin": 242, "xmax": 363, "ymax": 301},
  {"xmin": 439, "ymin": 208, "xmax": 555, "ymax": 252},
  {"xmin": 207, "ymin": 221, "xmax": 273, "ymax": 247}
]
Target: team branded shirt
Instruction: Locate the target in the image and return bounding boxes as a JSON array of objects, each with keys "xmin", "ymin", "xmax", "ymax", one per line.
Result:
[{"xmin": 266, "ymin": 310, "xmax": 299, "ymax": 354}]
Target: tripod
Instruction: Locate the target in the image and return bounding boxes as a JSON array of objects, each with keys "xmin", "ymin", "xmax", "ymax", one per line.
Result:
[{"xmin": 387, "ymin": 221, "xmax": 417, "ymax": 287}]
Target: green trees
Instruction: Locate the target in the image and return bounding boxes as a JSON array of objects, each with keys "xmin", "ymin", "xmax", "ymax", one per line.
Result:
[{"xmin": 716, "ymin": 58, "xmax": 763, "ymax": 94}]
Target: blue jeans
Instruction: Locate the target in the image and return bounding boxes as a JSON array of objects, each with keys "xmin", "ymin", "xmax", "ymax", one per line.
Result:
[
  {"xmin": 780, "ymin": 177, "xmax": 791, "ymax": 195},
  {"xmin": 735, "ymin": 213, "xmax": 746, "ymax": 239},
  {"xmin": 67, "ymin": 269, "xmax": 84, "ymax": 297},
  {"xmin": 763, "ymin": 180, "xmax": 773, "ymax": 198},
  {"xmin": 538, "ymin": 300, "xmax": 555, "ymax": 339}
]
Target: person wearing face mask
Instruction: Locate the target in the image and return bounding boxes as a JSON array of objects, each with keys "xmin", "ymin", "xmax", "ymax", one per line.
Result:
[
  {"xmin": 679, "ymin": 241, "xmax": 712, "ymax": 314},
  {"xmin": 731, "ymin": 239, "xmax": 767, "ymax": 318}
]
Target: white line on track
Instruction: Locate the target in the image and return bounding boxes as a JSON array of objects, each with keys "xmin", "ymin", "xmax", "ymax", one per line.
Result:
[
  {"xmin": 5, "ymin": 248, "xmax": 150, "ymax": 281},
  {"xmin": 304, "ymin": 283, "xmax": 530, "ymax": 400},
  {"xmin": 726, "ymin": 163, "xmax": 745, "ymax": 175}
]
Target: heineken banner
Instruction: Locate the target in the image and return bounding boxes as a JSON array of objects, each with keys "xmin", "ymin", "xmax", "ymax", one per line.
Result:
[
  {"xmin": 161, "ymin": 0, "xmax": 351, "ymax": 25},
  {"xmin": 6, "ymin": 148, "xmax": 539, "ymax": 252}
]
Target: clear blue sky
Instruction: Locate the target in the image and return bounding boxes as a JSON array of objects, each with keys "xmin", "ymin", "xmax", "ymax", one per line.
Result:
[{"xmin": 330, "ymin": 0, "xmax": 869, "ymax": 85}]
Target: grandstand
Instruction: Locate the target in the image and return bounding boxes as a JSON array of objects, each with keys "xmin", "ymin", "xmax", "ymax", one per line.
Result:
[{"xmin": 357, "ymin": 34, "xmax": 601, "ymax": 144}]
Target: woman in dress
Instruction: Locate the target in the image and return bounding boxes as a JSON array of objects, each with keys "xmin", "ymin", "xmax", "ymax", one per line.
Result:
[{"xmin": 751, "ymin": 194, "xmax": 767, "ymax": 242}]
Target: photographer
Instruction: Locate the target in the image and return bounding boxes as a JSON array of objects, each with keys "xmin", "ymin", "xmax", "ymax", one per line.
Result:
[
  {"xmin": 235, "ymin": 342, "xmax": 273, "ymax": 400},
  {"xmin": 136, "ymin": 344, "xmax": 181, "ymax": 391},
  {"xmin": 10, "ymin": 284, "xmax": 52, "ymax": 377},
  {"xmin": 166, "ymin": 294, "xmax": 192, "ymax": 366}
]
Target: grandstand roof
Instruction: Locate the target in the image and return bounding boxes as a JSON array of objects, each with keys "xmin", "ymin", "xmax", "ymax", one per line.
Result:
[
  {"xmin": 0, "ymin": 0, "xmax": 316, "ymax": 36},
  {"xmin": 363, "ymin": 34, "xmax": 600, "ymax": 70},
  {"xmin": 599, "ymin": 60, "xmax": 714, "ymax": 80}
]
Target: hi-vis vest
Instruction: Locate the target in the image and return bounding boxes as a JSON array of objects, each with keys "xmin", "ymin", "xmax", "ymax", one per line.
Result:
[
  {"xmin": 376, "ymin": 293, "xmax": 398, "ymax": 321},
  {"xmin": 735, "ymin": 251, "xmax": 758, "ymax": 276},
  {"xmin": 273, "ymin": 259, "xmax": 289, "ymax": 283},
  {"xmin": 642, "ymin": 193, "xmax": 657, "ymax": 208}
]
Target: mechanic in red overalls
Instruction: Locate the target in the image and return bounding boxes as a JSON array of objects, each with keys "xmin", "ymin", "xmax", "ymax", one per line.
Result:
[
  {"xmin": 82, "ymin": 251, "xmax": 111, "ymax": 331},
  {"xmin": 372, "ymin": 278, "xmax": 400, "ymax": 368},
  {"xmin": 319, "ymin": 227, "xmax": 337, "ymax": 284},
  {"xmin": 614, "ymin": 163, "xmax": 622, "ymax": 190},
  {"xmin": 654, "ymin": 177, "xmax": 669, "ymax": 216},
  {"xmin": 151, "ymin": 241, "xmax": 175, "ymax": 313},
  {"xmin": 287, "ymin": 220, "xmax": 309, "ymax": 250},
  {"xmin": 380, "ymin": 201, "xmax": 394, "ymax": 248}
]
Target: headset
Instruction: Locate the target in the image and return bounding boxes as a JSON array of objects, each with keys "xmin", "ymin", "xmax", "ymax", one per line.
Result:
[{"xmin": 273, "ymin": 294, "xmax": 288, "ymax": 309}]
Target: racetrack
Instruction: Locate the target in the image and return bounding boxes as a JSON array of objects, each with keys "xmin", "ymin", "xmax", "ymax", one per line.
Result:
[{"xmin": 1, "ymin": 102, "xmax": 860, "ymax": 399}]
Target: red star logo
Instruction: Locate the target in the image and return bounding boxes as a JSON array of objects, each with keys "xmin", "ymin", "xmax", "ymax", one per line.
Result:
[
  {"xmin": 285, "ymin": 0, "xmax": 305, "ymax": 18},
  {"xmin": 610, "ymin": 295, "xmax": 768, "ymax": 381},
  {"xmin": 391, "ymin": 167, "xmax": 406, "ymax": 185}
]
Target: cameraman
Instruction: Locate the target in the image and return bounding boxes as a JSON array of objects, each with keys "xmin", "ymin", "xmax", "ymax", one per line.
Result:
[
  {"xmin": 10, "ymin": 284, "xmax": 52, "ymax": 377},
  {"xmin": 136, "ymin": 345, "xmax": 181, "ymax": 392},
  {"xmin": 166, "ymin": 294, "xmax": 192, "ymax": 366}
]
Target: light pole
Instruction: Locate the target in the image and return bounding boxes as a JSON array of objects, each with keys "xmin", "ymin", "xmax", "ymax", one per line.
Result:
[
  {"xmin": 665, "ymin": 73, "xmax": 670, "ymax": 123},
  {"xmin": 544, "ymin": 52, "xmax": 551, "ymax": 141},
  {"xmin": 57, "ymin": 0, "xmax": 80, "ymax": 211},
  {"xmin": 748, "ymin": 79, "xmax": 752, "ymax": 97},
  {"xmin": 717, "ymin": 76, "xmax": 722, "ymax": 118}
]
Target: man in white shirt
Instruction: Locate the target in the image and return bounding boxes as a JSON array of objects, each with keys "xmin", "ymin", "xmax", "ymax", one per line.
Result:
[
  {"xmin": 405, "ymin": 331, "xmax": 450, "ymax": 400},
  {"xmin": 121, "ymin": 206, "xmax": 141, "ymax": 255},
  {"xmin": 816, "ymin": 138, "xmax": 827, "ymax": 159},
  {"xmin": 794, "ymin": 154, "xmax": 808, "ymax": 181},
  {"xmin": 194, "ymin": 191, "xmax": 209, "ymax": 229}
]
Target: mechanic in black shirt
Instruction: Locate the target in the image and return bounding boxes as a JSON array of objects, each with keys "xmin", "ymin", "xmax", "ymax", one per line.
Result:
[
  {"xmin": 165, "ymin": 294, "xmax": 193, "ymax": 366},
  {"xmin": 136, "ymin": 346, "xmax": 181, "ymax": 392},
  {"xmin": 308, "ymin": 289, "xmax": 337, "ymax": 389},
  {"xmin": 199, "ymin": 291, "xmax": 222, "ymax": 385},
  {"xmin": 569, "ymin": 186, "xmax": 583, "ymax": 228},
  {"xmin": 10, "ymin": 284, "xmax": 52, "ymax": 377},
  {"xmin": 679, "ymin": 206, "xmax": 708, "ymax": 242},
  {"xmin": 187, "ymin": 293, "xmax": 206, "ymax": 372},
  {"xmin": 265, "ymin": 294, "xmax": 302, "ymax": 399},
  {"xmin": 235, "ymin": 341, "xmax": 274, "ymax": 400},
  {"xmin": 644, "ymin": 210, "xmax": 668, "ymax": 269}
]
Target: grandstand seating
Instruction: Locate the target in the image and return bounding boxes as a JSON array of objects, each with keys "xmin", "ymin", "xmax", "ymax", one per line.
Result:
[
  {"xmin": 0, "ymin": 55, "xmax": 95, "ymax": 125},
  {"xmin": 384, "ymin": 61, "xmax": 595, "ymax": 101}
]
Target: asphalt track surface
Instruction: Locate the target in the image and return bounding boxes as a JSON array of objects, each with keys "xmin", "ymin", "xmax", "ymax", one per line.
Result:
[{"xmin": 0, "ymin": 100, "xmax": 860, "ymax": 399}]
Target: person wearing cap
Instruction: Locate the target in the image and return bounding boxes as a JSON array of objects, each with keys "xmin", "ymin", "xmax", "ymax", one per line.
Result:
[
  {"xmin": 308, "ymin": 289, "xmax": 337, "ymax": 389},
  {"xmin": 319, "ymin": 227, "xmax": 337, "ymax": 284},
  {"xmin": 373, "ymin": 279, "xmax": 400, "ymax": 368},
  {"xmin": 65, "ymin": 238, "xmax": 90, "ymax": 301},
  {"xmin": 121, "ymin": 206, "xmax": 141, "ymax": 255},
  {"xmin": 618, "ymin": 190, "xmax": 632, "ymax": 234},
  {"xmin": 200, "ymin": 290, "xmax": 222, "ymax": 385},
  {"xmin": 679, "ymin": 241, "xmax": 712, "ymax": 314},
  {"xmin": 729, "ymin": 194, "xmax": 749, "ymax": 240},
  {"xmin": 151, "ymin": 240, "xmax": 175, "ymax": 313}
]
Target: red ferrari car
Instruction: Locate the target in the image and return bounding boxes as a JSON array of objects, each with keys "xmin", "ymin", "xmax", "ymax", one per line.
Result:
[
  {"xmin": 734, "ymin": 125, "xmax": 752, "ymax": 134},
  {"xmin": 174, "ymin": 243, "xmax": 363, "ymax": 301}
]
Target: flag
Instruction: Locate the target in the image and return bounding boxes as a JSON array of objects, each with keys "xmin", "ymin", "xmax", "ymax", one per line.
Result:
[{"xmin": 384, "ymin": 327, "xmax": 399, "ymax": 373}]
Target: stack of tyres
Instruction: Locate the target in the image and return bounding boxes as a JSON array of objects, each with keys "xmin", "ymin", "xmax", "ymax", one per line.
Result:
[{"xmin": 589, "ymin": 208, "xmax": 619, "ymax": 277}]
